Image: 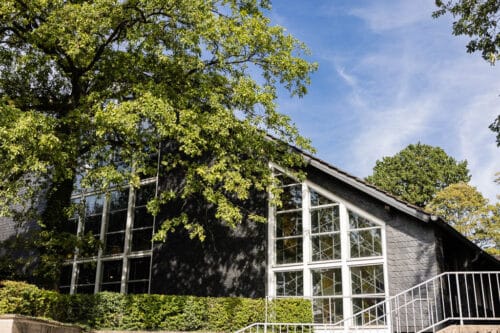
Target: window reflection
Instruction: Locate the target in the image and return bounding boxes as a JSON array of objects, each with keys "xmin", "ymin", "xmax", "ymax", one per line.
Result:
[
  {"xmin": 276, "ymin": 271, "xmax": 303, "ymax": 296},
  {"xmin": 348, "ymin": 211, "xmax": 382, "ymax": 258},
  {"xmin": 65, "ymin": 179, "xmax": 157, "ymax": 295}
]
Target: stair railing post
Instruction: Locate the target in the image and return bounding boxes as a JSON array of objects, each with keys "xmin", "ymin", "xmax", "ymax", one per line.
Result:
[
  {"xmin": 265, "ymin": 296, "xmax": 268, "ymax": 333},
  {"xmin": 455, "ymin": 273, "xmax": 463, "ymax": 325}
]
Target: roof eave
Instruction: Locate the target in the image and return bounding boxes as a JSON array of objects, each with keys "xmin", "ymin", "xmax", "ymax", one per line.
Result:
[{"xmin": 305, "ymin": 157, "xmax": 431, "ymax": 223}]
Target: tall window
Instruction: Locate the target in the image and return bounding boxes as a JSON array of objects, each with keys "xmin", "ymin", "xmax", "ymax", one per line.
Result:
[
  {"xmin": 269, "ymin": 171, "xmax": 387, "ymax": 326},
  {"xmin": 60, "ymin": 178, "xmax": 157, "ymax": 294},
  {"xmin": 310, "ymin": 190, "xmax": 340, "ymax": 261},
  {"xmin": 275, "ymin": 176, "xmax": 303, "ymax": 265}
]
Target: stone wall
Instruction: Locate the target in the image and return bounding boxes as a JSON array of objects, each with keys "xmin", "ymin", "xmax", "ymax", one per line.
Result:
[{"xmin": 0, "ymin": 314, "xmax": 81, "ymax": 333}]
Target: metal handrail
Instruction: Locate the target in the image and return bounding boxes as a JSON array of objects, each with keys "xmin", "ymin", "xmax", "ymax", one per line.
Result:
[
  {"xmin": 331, "ymin": 271, "xmax": 500, "ymax": 333},
  {"xmin": 235, "ymin": 272, "xmax": 500, "ymax": 333},
  {"xmin": 235, "ymin": 322, "xmax": 344, "ymax": 333}
]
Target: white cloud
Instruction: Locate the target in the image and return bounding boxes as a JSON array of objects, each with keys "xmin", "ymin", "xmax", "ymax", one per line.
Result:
[
  {"xmin": 457, "ymin": 93, "xmax": 500, "ymax": 201},
  {"xmin": 349, "ymin": 0, "xmax": 435, "ymax": 32},
  {"xmin": 327, "ymin": 2, "xmax": 500, "ymax": 201},
  {"xmin": 270, "ymin": 0, "xmax": 500, "ymax": 202},
  {"xmin": 336, "ymin": 67, "xmax": 357, "ymax": 87}
]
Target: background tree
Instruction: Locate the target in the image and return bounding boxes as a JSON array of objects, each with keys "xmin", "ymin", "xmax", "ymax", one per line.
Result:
[
  {"xmin": 426, "ymin": 182, "xmax": 499, "ymax": 255},
  {"xmin": 434, "ymin": 0, "xmax": 500, "ymax": 146},
  {"xmin": 366, "ymin": 143, "xmax": 470, "ymax": 207},
  {"xmin": 0, "ymin": 0, "xmax": 316, "ymax": 287}
]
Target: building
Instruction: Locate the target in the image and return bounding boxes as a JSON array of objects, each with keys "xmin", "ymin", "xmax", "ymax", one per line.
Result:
[{"xmin": 1, "ymin": 150, "xmax": 499, "ymax": 331}]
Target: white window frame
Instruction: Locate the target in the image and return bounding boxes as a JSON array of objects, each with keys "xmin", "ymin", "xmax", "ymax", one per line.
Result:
[
  {"xmin": 62, "ymin": 177, "xmax": 157, "ymax": 294},
  {"xmin": 268, "ymin": 175, "xmax": 390, "ymax": 326}
]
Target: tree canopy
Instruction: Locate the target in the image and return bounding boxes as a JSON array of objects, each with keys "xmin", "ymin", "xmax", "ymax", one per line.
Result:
[
  {"xmin": 426, "ymin": 182, "xmax": 499, "ymax": 255},
  {"xmin": 365, "ymin": 143, "xmax": 470, "ymax": 207},
  {"xmin": 0, "ymin": 0, "xmax": 316, "ymax": 286},
  {"xmin": 434, "ymin": 0, "xmax": 500, "ymax": 146}
]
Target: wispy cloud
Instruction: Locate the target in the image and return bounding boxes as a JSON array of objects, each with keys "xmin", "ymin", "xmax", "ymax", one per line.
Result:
[
  {"xmin": 322, "ymin": 1, "xmax": 500, "ymax": 200},
  {"xmin": 271, "ymin": 0, "xmax": 500, "ymax": 201},
  {"xmin": 336, "ymin": 67, "xmax": 357, "ymax": 87},
  {"xmin": 349, "ymin": 0, "xmax": 435, "ymax": 32}
]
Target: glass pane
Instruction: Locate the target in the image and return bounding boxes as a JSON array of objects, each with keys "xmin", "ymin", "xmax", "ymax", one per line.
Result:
[
  {"xmin": 108, "ymin": 209, "xmax": 127, "ymax": 232},
  {"xmin": 310, "ymin": 189, "xmax": 334, "ymax": 207},
  {"xmin": 276, "ymin": 271, "xmax": 303, "ymax": 296},
  {"xmin": 279, "ymin": 184, "xmax": 302, "ymax": 210},
  {"xmin": 312, "ymin": 234, "xmax": 341, "ymax": 261},
  {"xmin": 129, "ymin": 257, "xmax": 151, "ymax": 281},
  {"xmin": 350, "ymin": 229, "xmax": 382, "ymax": 258},
  {"xmin": 276, "ymin": 212, "xmax": 302, "ymax": 237},
  {"xmin": 102, "ymin": 260, "xmax": 122, "ymax": 283},
  {"xmin": 110, "ymin": 189, "xmax": 129, "ymax": 210},
  {"xmin": 59, "ymin": 265, "xmax": 73, "ymax": 286},
  {"xmin": 352, "ymin": 298, "xmax": 386, "ymax": 326},
  {"xmin": 59, "ymin": 286, "xmax": 70, "ymax": 294},
  {"xmin": 349, "ymin": 211, "xmax": 378, "ymax": 229},
  {"xmin": 313, "ymin": 298, "xmax": 343, "ymax": 323},
  {"xmin": 76, "ymin": 285, "xmax": 95, "ymax": 294},
  {"xmin": 104, "ymin": 232, "xmax": 125, "ymax": 255},
  {"xmin": 275, "ymin": 173, "xmax": 299, "ymax": 187},
  {"xmin": 84, "ymin": 214, "xmax": 102, "ymax": 235},
  {"xmin": 311, "ymin": 206, "xmax": 340, "ymax": 233},
  {"xmin": 63, "ymin": 218, "xmax": 79, "ymax": 234},
  {"xmin": 136, "ymin": 183, "xmax": 156, "ymax": 206},
  {"xmin": 101, "ymin": 283, "xmax": 121, "ymax": 292},
  {"xmin": 132, "ymin": 228, "xmax": 153, "ymax": 252},
  {"xmin": 134, "ymin": 207, "xmax": 154, "ymax": 228},
  {"xmin": 276, "ymin": 238, "xmax": 303, "ymax": 264},
  {"xmin": 128, "ymin": 281, "xmax": 149, "ymax": 294},
  {"xmin": 351, "ymin": 265, "xmax": 385, "ymax": 295},
  {"xmin": 77, "ymin": 262, "xmax": 96, "ymax": 285},
  {"xmin": 85, "ymin": 195, "xmax": 104, "ymax": 215},
  {"xmin": 312, "ymin": 268, "xmax": 342, "ymax": 296}
]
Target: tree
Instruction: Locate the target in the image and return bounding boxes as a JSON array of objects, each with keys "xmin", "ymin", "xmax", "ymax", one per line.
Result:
[
  {"xmin": 0, "ymin": 0, "xmax": 316, "ymax": 286},
  {"xmin": 434, "ymin": 0, "xmax": 500, "ymax": 146},
  {"xmin": 426, "ymin": 182, "xmax": 499, "ymax": 255},
  {"xmin": 365, "ymin": 143, "xmax": 470, "ymax": 207}
]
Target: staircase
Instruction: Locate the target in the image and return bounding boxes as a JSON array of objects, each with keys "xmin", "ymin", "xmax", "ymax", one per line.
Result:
[{"xmin": 235, "ymin": 272, "xmax": 500, "ymax": 333}]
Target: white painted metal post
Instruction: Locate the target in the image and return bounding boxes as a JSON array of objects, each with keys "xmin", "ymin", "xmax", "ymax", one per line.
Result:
[
  {"xmin": 455, "ymin": 274, "xmax": 463, "ymax": 325},
  {"xmin": 265, "ymin": 296, "xmax": 268, "ymax": 333}
]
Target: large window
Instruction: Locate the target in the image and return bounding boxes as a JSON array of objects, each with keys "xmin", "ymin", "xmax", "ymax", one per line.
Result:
[
  {"xmin": 310, "ymin": 190, "xmax": 340, "ymax": 262},
  {"xmin": 312, "ymin": 268, "xmax": 343, "ymax": 323},
  {"xmin": 276, "ymin": 271, "xmax": 303, "ymax": 297},
  {"xmin": 275, "ymin": 177, "xmax": 303, "ymax": 265},
  {"xmin": 269, "ymin": 172, "xmax": 387, "ymax": 326},
  {"xmin": 60, "ymin": 179, "xmax": 157, "ymax": 294},
  {"xmin": 351, "ymin": 265, "xmax": 385, "ymax": 325},
  {"xmin": 349, "ymin": 211, "xmax": 382, "ymax": 258}
]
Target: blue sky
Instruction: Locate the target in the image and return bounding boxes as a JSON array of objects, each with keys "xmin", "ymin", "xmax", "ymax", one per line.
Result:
[{"xmin": 268, "ymin": 0, "xmax": 500, "ymax": 202}]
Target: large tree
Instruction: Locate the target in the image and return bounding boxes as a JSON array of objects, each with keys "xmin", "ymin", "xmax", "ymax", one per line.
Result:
[
  {"xmin": 434, "ymin": 0, "xmax": 500, "ymax": 146},
  {"xmin": 426, "ymin": 182, "xmax": 499, "ymax": 255},
  {"xmin": 0, "ymin": 0, "xmax": 316, "ymax": 286},
  {"xmin": 366, "ymin": 143, "xmax": 470, "ymax": 207}
]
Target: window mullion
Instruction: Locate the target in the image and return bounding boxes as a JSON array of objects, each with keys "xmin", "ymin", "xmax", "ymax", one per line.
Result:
[
  {"xmin": 120, "ymin": 186, "xmax": 135, "ymax": 293},
  {"xmin": 94, "ymin": 196, "xmax": 109, "ymax": 294},
  {"xmin": 267, "ymin": 184, "xmax": 276, "ymax": 297},
  {"xmin": 302, "ymin": 183, "xmax": 312, "ymax": 297},
  {"xmin": 70, "ymin": 211, "xmax": 84, "ymax": 295},
  {"xmin": 339, "ymin": 203, "xmax": 352, "ymax": 325}
]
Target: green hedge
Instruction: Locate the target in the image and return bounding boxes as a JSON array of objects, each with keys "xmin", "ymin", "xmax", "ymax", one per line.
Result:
[{"xmin": 0, "ymin": 281, "xmax": 312, "ymax": 331}]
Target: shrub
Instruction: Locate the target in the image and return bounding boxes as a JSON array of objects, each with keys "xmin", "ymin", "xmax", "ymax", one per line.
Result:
[{"xmin": 0, "ymin": 280, "xmax": 312, "ymax": 332}]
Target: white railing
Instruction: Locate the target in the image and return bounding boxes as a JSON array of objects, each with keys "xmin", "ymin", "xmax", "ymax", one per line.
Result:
[
  {"xmin": 234, "ymin": 322, "xmax": 341, "ymax": 333},
  {"xmin": 332, "ymin": 271, "xmax": 500, "ymax": 333},
  {"xmin": 235, "ymin": 272, "xmax": 500, "ymax": 333}
]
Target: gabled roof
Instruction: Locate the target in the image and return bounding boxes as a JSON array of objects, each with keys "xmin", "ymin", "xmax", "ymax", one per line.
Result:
[
  {"xmin": 295, "ymin": 147, "xmax": 499, "ymax": 266},
  {"xmin": 300, "ymin": 150, "xmax": 433, "ymax": 223}
]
